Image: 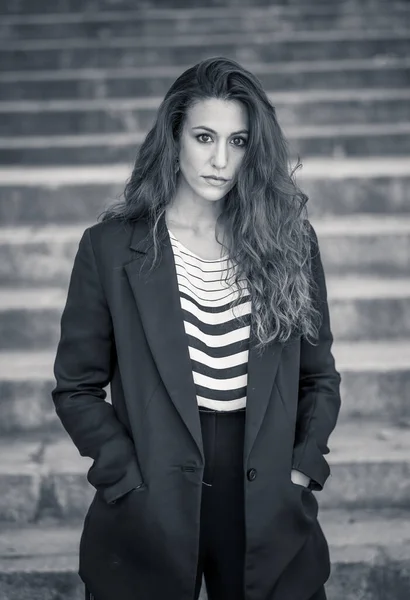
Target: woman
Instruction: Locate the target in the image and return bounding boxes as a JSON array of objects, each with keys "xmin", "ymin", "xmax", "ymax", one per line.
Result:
[{"xmin": 52, "ymin": 56, "xmax": 341, "ymax": 600}]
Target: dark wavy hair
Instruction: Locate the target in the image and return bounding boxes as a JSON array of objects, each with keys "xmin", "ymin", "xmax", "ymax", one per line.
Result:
[{"xmin": 99, "ymin": 56, "xmax": 322, "ymax": 353}]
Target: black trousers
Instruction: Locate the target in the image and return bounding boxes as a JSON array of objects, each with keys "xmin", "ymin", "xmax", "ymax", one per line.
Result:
[
  {"xmin": 84, "ymin": 406, "xmax": 327, "ymax": 600},
  {"xmin": 194, "ymin": 407, "xmax": 327, "ymax": 600}
]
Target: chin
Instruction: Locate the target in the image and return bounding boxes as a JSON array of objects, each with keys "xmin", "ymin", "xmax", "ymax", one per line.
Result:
[
  {"xmin": 202, "ymin": 191, "xmax": 226, "ymax": 202},
  {"xmin": 191, "ymin": 184, "xmax": 224, "ymax": 202},
  {"xmin": 204, "ymin": 182, "xmax": 233, "ymax": 196}
]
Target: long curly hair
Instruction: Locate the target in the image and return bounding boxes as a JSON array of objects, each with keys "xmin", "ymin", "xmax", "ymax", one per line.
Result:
[{"xmin": 99, "ymin": 56, "xmax": 322, "ymax": 353}]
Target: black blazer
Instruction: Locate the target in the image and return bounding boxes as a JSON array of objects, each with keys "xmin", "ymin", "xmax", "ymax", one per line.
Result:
[{"xmin": 52, "ymin": 214, "xmax": 341, "ymax": 600}]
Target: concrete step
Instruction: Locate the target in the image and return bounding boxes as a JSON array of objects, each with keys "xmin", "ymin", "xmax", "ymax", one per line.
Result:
[
  {"xmin": 0, "ymin": 508, "xmax": 409, "ymax": 600},
  {"xmin": 1, "ymin": 58, "xmax": 409, "ymax": 101},
  {"xmin": 0, "ymin": 419, "xmax": 409, "ymax": 524},
  {"xmin": 2, "ymin": 6, "xmax": 409, "ymax": 40},
  {"xmin": 1, "ymin": 159, "xmax": 410, "ymax": 224},
  {"xmin": 1, "ymin": 29, "xmax": 409, "ymax": 72},
  {"xmin": 2, "ymin": 122, "xmax": 410, "ymax": 165},
  {"xmin": 0, "ymin": 508, "xmax": 409, "ymax": 599},
  {"xmin": 0, "ymin": 215, "xmax": 408, "ymax": 287},
  {"xmin": 2, "ymin": 0, "xmax": 407, "ymax": 14},
  {"xmin": 1, "ymin": 277, "xmax": 409, "ymax": 351},
  {"xmin": 327, "ymin": 277, "xmax": 410, "ymax": 340},
  {"xmin": 2, "ymin": 89, "xmax": 410, "ymax": 137},
  {"xmin": 1, "ymin": 339, "xmax": 409, "ymax": 435},
  {"xmin": 314, "ymin": 214, "xmax": 410, "ymax": 276}
]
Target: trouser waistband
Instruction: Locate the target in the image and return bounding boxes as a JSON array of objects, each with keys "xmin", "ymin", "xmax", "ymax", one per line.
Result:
[{"xmin": 198, "ymin": 406, "xmax": 246, "ymax": 415}]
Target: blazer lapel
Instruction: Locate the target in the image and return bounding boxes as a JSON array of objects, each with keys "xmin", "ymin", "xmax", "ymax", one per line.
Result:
[
  {"xmin": 124, "ymin": 215, "xmax": 204, "ymax": 461},
  {"xmin": 245, "ymin": 326, "xmax": 283, "ymax": 465},
  {"xmin": 123, "ymin": 215, "xmax": 283, "ymax": 466}
]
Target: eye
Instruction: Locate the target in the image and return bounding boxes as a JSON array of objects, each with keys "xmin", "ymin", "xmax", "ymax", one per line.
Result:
[
  {"xmin": 196, "ymin": 134, "xmax": 247, "ymax": 147},
  {"xmin": 232, "ymin": 137, "xmax": 247, "ymax": 147},
  {"xmin": 196, "ymin": 134, "xmax": 212, "ymax": 143}
]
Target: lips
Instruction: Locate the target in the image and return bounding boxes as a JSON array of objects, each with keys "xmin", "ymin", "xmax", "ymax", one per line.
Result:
[{"xmin": 203, "ymin": 176, "xmax": 230, "ymax": 187}]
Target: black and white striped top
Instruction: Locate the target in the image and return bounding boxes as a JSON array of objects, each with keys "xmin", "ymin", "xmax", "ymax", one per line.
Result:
[{"xmin": 168, "ymin": 228, "xmax": 252, "ymax": 412}]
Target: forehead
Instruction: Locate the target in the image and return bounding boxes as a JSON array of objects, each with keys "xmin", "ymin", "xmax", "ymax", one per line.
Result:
[{"xmin": 186, "ymin": 98, "xmax": 249, "ymax": 132}]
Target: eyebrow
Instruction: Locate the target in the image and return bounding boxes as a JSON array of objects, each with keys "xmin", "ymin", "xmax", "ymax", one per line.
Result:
[{"xmin": 192, "ymin": 126, "xmax": 249, "ymax": 136}]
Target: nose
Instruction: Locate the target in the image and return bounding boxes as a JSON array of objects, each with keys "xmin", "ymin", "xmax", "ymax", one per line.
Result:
[{"xmin": 211, "ymin": 141, "xmax": 228, "ymax": 170}]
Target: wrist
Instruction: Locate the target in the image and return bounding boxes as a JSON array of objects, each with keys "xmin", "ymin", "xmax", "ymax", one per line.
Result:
[{"xmin": 291, "ymin": 468, "xmax": 311, "ymax": 488}]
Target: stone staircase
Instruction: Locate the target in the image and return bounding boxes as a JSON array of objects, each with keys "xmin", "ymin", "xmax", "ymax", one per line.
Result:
[{"xmin": 1, "ymin": 0, "xmax": 410, "ymax": 598}]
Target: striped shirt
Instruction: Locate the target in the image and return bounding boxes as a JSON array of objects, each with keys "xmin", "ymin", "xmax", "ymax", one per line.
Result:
[{"xmin": 168, "ymin": 228, "xmax": 252, "ymax": 412}]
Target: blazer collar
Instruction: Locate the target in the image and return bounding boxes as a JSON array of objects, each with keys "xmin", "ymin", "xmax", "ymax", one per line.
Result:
[{"xmin": 124, "ymin": 214, "xmax": 283, "ymax": 465}]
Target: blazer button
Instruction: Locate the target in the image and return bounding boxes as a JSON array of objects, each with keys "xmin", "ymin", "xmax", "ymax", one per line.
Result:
[{"xmin": 247, "ymin": 468, "xmax": 257, "ymax": 481}]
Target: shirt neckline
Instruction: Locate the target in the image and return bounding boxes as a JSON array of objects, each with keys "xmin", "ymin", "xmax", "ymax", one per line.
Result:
[{"xmin": 168, "ymin": 228, "xmax": 229, "ymax": 263}]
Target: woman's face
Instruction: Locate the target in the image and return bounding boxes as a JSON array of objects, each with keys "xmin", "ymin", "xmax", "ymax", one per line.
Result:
[{"xmin": 177, "ymin": 97, "xmax": 249, "ymax": 204}]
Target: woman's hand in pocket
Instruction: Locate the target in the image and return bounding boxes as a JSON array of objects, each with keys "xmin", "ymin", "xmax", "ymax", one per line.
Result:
[{"xmin": 291, "ymin": 468, "xmax": 311, "ymax": 488}]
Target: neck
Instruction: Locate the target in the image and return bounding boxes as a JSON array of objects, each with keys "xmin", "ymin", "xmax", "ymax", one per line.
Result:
[{"xmin": 167, "ymin": 178, "xmax": 224, "ymax": 234}]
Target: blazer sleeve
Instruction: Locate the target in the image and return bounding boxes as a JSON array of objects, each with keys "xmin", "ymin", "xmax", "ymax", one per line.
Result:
[
  {"xmin": 291, "ymin": 221, "xmax": 342, "ymax": 491},
  {"xmin": 51, "ymin": 226, "xmax": 143, "ymax": 504}
]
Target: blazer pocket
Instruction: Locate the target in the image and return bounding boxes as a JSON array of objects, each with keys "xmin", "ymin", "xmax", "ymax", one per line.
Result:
[
  {"xmin": 101, "ymin": 458, "xmax": 145, "ymax": 505},
  {"xmin": 290, "ymin": 480, "xmax": 313, "ymax": 493},
  {"xmin": 109, "ymin": 482, "xmax": 147, "ymax": 506}
]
